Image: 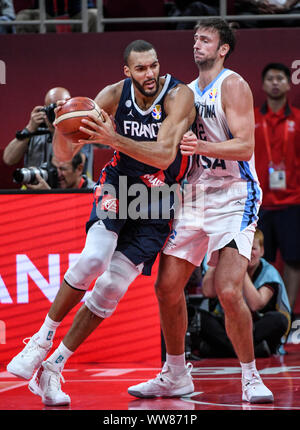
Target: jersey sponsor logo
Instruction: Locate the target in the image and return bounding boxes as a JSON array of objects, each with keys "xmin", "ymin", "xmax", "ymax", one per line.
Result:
[
  {"xmin": 197, "ymin": 102, "xmax": 216, "ymax": 119},
  {"xmin": 152, "ymin": 104, "xmax": 162, "ymax": 120},
  {"xmin": 101, "ymin": 195, "xmax": 119, "ymax": 213},
  {"xmin": 141, "ymin": 171, "xmax": 166, "ymax": 187},
  {"xmin": 208, "ymin": 87, "xmax": 218, "ymax": 102},
  {"xmin": 123, "ymin": 120, "xmax": 161, "ymax": 138}
]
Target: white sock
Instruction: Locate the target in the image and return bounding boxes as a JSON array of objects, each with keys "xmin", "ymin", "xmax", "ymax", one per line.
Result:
[
  {"xmin": 36, "ymin": 315, "xmax": 61, "ymax": 347},
  {"xmin": 46, "ymin": 341, "xmax": 73, "ymax": 372},
  {"xmin": 166, "ymin": 353, "xmax": 186, "ymax": 375},
  {"xmin": 240, "ymin": 360, "xmax": 258, "ymax": 380}
]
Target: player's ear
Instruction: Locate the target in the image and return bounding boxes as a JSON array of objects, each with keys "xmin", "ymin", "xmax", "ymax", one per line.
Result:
[
  {"xmin": 124, "ymin": 65, "xmax": 130, "ymax": 78},
  {"xmin": 219, "ymin": 43, "xmax": 230, "ymax": 59}
]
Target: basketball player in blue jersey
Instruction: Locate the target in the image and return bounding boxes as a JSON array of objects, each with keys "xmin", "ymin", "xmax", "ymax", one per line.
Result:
[
  {"xmin": 6, "ymin": 40, "xmax": 195, "ymax": 406},
  {"xmin": 125, "ymin": 20, "xmax": 274, "ymax": 403}
]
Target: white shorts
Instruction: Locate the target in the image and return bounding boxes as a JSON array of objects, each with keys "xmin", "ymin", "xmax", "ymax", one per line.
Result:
[{"xmin": 163, "ymin": 180, "xmax": 261, "ymax": 267}]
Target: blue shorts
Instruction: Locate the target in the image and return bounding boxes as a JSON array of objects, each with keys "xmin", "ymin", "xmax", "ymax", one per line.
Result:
[
  {"xmin": 258, "ymin": 205, "xmax": 300, "ymax": 264},
  {"xmin": 86, "ymin": 165, "xmax": 175, "ymax": 275}
]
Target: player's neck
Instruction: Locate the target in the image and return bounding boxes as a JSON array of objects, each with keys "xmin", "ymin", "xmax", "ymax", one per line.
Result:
[
  {"xmin": 267, "ymin": 95, "xmax": 287, "ymax": 113},
  {"xmin": 135, "ymin": 94, "xmax": 157, "ymax": 110},
  {"xmin": 134, "ymin": 78, "xmax": 164, "ymax": 110},
  {"xmin": 197, "ymin": 64, "xmax": 224, "ymax": 92}
]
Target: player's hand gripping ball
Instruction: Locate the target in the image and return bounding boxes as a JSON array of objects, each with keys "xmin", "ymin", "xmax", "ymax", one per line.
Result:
[{"xmin": 54, "ymin": 96, "xmax": 104, "ymax": 143}]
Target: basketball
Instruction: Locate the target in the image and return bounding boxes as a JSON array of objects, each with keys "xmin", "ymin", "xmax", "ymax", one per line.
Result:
[{"xmin": 54, "ymin": 96, "xmax": 104, "ymax": 142}]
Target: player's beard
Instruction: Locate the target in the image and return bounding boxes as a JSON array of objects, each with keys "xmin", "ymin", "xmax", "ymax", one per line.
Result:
[
  {"xmin": 194, "ymin": 51, "xmax": 218, "ymax": 71},
  {"xmin": 132, "ymin": 75, "xmax": 160, "ymax": 98}
]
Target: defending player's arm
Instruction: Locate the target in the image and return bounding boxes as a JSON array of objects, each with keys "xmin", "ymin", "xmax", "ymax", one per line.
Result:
[
  {"xmin": 180, "ymin": 75, "xmax": 255, "ymax": 161},
  {"xmin": 79, "ymin": 84, "xmax": 195, "ymax": 170}
]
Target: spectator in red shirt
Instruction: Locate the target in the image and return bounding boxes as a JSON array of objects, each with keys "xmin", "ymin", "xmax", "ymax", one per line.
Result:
[{"xmin": 254, "ymin": 62, "xmax": 300, "ymax": 315}]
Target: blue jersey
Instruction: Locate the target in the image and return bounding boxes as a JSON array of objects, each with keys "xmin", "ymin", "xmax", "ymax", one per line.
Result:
[
  {"xmin": 106, "ymin": 73, "xmax": 191, "ymax": 185},
  {"xmin": 87, "ymin": 75, "xmax": 192, "ymax": 275}
]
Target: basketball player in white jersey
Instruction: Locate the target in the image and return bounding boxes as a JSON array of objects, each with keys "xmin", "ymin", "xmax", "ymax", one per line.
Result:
[{"xmin": 128, "ymin": 19, "xmax": 274, "ymax": 403}]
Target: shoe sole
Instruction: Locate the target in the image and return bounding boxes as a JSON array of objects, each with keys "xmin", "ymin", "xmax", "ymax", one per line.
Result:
[
  {"xmin": 28, "ymin": 380, "xmax": 71, "ymax": 406},
  {"xmin": 242, "ymin": 394, "xmax": 274, "ymax": 404},
  {"xmin": 128, "ymin": 384, "xmax": 194, "ymax": 399}
]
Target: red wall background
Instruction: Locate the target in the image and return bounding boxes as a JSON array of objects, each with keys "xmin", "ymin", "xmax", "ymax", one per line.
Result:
[
  {"xmin": 0, "ymin": 192, "xmax": 162, "ymax": 365},
  {"xmin": 1, "ymin": 28, "xmax": 300, "ymax": 189}
]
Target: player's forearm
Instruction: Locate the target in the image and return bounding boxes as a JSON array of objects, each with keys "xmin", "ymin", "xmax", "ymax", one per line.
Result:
[
  {"xmin": 113, "ymin": 134, "xmax": 176, "ymax": 170},
  {"xmin": 197, "ymin": 137, "xmax": 254, "ymax": 161}
]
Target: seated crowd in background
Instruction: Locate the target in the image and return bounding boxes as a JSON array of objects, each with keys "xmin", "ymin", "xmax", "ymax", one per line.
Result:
[
  {"xmin": 0, "ymin": 0, "xmax": 15, "ymax": 33},
  {"xmin": 2, "ymin": 0, "xmax": 300, "ymax": 33},
  {"xmin": 13, "ymin": 0, "xmax": 97, "ymax": 33}
]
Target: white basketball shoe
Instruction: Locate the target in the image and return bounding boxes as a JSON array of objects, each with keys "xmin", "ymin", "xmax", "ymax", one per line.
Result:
[
  {"xmin": 242, "ymin": 372, "xmax": 274, "ymax": 403},
  {"xmin": 7, "ymin": 334, "xmax": 52, "ymax": 380},
  {"xmin": 128, "ymin": 363, "xmax": 194, "ymax": 398},
  {"xmin": 29, "ymin": 361, "xmax": 71, "ymax": 406}
]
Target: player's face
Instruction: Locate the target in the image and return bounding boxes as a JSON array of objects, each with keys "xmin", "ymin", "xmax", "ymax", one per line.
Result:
[
  {"xmin": 125, "ymin": 49, "xmax": 160, "ymax": 97},
  {"xmin": 193, "ymin": 28, "xmax": 228, "ymax": 69},
  {"xmin": 263, "ymin": 69, "xmax": 290, "ymax": 100},
  {"xmin": 248, "ymin": 239, "xmax": 264, "ymax": 269}
]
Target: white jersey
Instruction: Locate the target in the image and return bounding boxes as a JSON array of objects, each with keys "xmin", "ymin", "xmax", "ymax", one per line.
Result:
[
  {"xmin": 163, "ymin": 68, "xmax": 262, "ymax": 266},
  {"xmin": 188, "ymin": 68, "xmax": 261, "ymax": 192}
]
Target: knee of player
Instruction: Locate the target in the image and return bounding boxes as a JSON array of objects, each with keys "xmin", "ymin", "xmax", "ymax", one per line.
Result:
[
  {"xmin": 79, "ymin": 250, "xmax": 109, "ymax": 275},
  {"xmin": 155, "ymin": 279, "xmax": 183, "ymax": 306},
  {"xmin": 217, "ymin": 286, "xmax": 241, "ymax": 310},
  {"xmin": 94, "ymin": 272, "xmax": 124, "ymax": 301}
]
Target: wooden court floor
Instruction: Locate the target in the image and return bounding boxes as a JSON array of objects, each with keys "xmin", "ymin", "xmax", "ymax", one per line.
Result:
[{"xmin": 1, "ymin": 344, "xmax": 300, "ymax": 414}]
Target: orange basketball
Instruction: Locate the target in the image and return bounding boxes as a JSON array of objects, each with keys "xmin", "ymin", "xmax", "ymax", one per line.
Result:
[{"xmin": 54, "ymin": 96, "xmax": 104, "ymax": 142}]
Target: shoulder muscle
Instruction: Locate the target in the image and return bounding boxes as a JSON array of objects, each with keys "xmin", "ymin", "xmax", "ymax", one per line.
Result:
[{"xmin": 94, "ymin": 80, "xmax": 124, "ymax": 116}]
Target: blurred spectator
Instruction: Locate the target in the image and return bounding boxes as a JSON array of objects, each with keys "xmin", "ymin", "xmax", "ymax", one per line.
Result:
[
  {"xmin": 15, "ymin": 0, "xmax": 97, "ymax": 33},
  {"xmin": 235, "ymin": 0, "xmax": 300, "ymax": 28},
  {"xmin": 189, "ymin": 230, "xmax": 291, "ymax": 358},
  {"xmin": 26, "ymin": 152, "xmax": 95, "ymax": 190},
  {"xmin": 0, "ymin": 0, "xmax": 15, "ymax": 33},
  {"xmin": 254, "ymin": 63, "xmax": 300, "ymax": 314},
  {"xmin": 103, "ymin": 0, "xmax": 166, "ymax": 31},
  {"xmin": 167, "ymin": 1, "xmax": 218, "ymax": 30},
  {"xmin": 3, "ymin": 87, "xmax": 93, "ymax": 178}
]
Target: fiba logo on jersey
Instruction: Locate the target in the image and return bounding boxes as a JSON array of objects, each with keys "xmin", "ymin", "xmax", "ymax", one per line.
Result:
[
  {"xmin": 152, "ymin": 104, "xmax": 162, "ymax": 120},
  {"xmin": 208, "ymin": 88, "xmax": 217, "ymax": 102}
]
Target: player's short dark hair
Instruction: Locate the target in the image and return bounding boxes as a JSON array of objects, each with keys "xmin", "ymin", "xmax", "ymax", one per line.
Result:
[
  {"xmin": 124, "ymin": 40, "xmax": 156, "ymax": 65},
  {"xmin": 262, "ymin": 63, "xmax": 291, "ymax": 81},
  {"xmin": 194, "ymin": 18, "xmax": 236, "ymax": 59}
]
